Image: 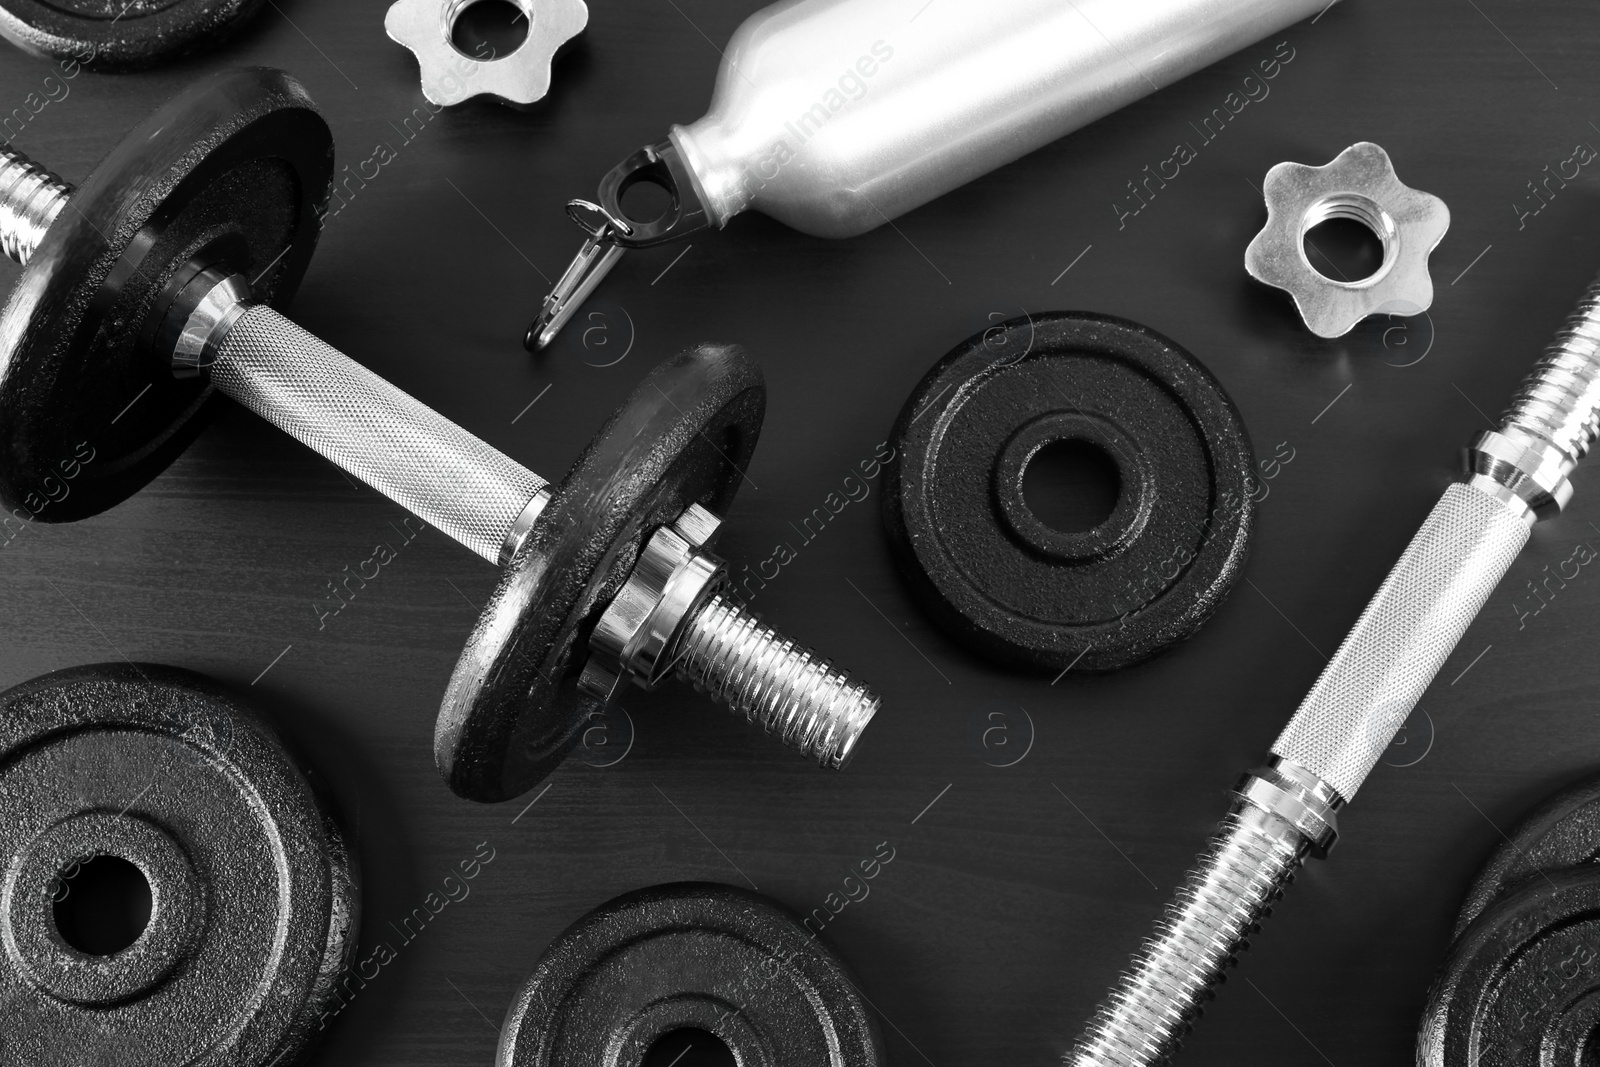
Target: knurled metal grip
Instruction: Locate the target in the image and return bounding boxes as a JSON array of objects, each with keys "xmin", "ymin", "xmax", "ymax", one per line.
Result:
[
  {"xmin": 1070, "ymin": 484, "xmax": 1529, "ymax": 1067},
  {"xmin": 1270, "ymin": 482, "xmax": 1530, "ymax": 801},
  {"xmin": 1071, "ymin": 273, "xmax": 1600, "ymax": 1067},
  {"xmin": 0, "ymin": 90, "xmax": 883, "ymax": 804},
  {"xmin": 209, "ymin": 305, "xmax": 549, "ymax": 565}
]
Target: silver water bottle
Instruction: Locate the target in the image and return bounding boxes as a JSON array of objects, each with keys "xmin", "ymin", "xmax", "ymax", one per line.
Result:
[{"xmin": 527, "ymin": 0, "xmax": 1341, "ymax": 350}]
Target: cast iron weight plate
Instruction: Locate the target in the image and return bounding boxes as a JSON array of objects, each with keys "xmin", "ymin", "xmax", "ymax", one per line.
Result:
[
  {"xmin": 1420, "ymin": 866, "xmax": 1600, "ymax": 1067},
  {"xmin": 882, "ymin": 312, "xmax": 1256, "ymax": 672},
  {"xmin": 436, "ymin": 344, "xmax": 765, "ymax": 803},
  {"xmin": 0, "ymin": 663, "xmax": 359, "ymax": 1067},
  {"xmin": 0, "ymin": 64, "xmax": 771, "ymax": 806},
  {"xmin": 498, "ymin": 882, "xmax": 885, "ymax": 1066},
  {"xmin": 0, "ymin": 0, "xmax": 266, "ymax": 71},
  {"xmin": 1454, "ymin": 773, "xmax": 1600, "ymax": 940},
  {"xmin": 0, "ymin": 66, "xmax": 331, "ymax": 524}
]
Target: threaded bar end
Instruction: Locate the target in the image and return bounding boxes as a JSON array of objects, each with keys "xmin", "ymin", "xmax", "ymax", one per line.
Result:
[
  {"xmin": 1067, "ymin": 810, "xmax": 1305, "ymax": 1067},
  {"xmin": 0, "ymin": 143, "xmax": 71, "ymax": 267},
  {"xmin": 672, "ymin": 593, "xmax": 878, "ymax": 769},
  {"xmin": 1503, "ymin": 274, "xmax": 1600, "ymax": 464}
]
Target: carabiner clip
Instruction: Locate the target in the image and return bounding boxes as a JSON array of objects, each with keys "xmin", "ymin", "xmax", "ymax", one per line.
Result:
[
  {"xmin": 525, "ymin": 141, "xmax": 712, "ymax": 353},
  {"xmin": 525, "ymin": 200, "xmax": 631, "ymax": 352}
]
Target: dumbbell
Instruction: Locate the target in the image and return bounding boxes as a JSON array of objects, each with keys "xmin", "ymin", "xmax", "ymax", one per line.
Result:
[{"xmin": 0, "ymin": 67, "xmax": 879, "ymax": 803}]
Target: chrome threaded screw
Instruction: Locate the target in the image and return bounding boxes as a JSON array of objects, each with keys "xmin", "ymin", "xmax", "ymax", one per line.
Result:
[
  {"xmin": 1070, "ymin": 761, "xmax": 1336, "ymax": 1067},
  {"xmin": 0, "ymin": 144, "xmax": 68, "ymax": 266},
  {"xmin": 1073, "ymin": 811, "xmax": 1302, "ymax": 1066},
  {"xmin": 580, "ymin": 504, "xmax": 875, "ymax": 769},
  {"xmin": 1468, "ymin": 275, "xmax": 1600, "ymax": 519},
  {"xmin": 1070, "ymin": 272, "xmax": 1600, "ymax": 1066},
  {"xmin": 1504, "ymin": 278, "xmax": 1600, "ymax": 457},
  {"xmin": 673, "ymin": 592, "xmax": 877, "ymax": 768},
  {"xmin": 0, "ymin": 139, "xmax": 877, "ymax": 775}
]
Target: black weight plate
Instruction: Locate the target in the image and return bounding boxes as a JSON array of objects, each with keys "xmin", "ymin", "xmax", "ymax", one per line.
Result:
[
  {"xmin": 1420, "ymin": 866, "xmax": 1600, "ymax": 1067},
  {"xmin": 0, "ymin": 0, "xmax": 267, "ymax": 71},
  {"xmin": 435, "ymin": 344, "xmax": 764, "ymax": 803},
  {"xmin": 498, "ymin": 882, "xmax": 884, "ymax": 1067},
  {"xmin": 1546, "ymin": 987, "xmax": 1600, "ymax": 1067},
  {"xmin": 0, "ymin": 66, "xmax": 331, "ymax": 523},
  {"xmin": 0, "ymin": 663, "xmax": 358, "ymax": 1066},
  {"xmin": 1478, "ymin": 925, "xmax": 1600, "ymax": 1067},
  {"xmin": 1455, "ymin": 774, "xmax": 1600, "ymax": 941},
  {"xmin": 882, "ymin": 312, "xmax": 1255, "ymax": 671}
]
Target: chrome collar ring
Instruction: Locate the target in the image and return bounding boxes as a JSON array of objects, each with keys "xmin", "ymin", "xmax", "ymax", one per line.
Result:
[
  {"xmin": 1246, "ymin": 142, "xmax": 1450, "ymax": 339},
  {"xmin": 385, "ymin": 0, "xmax": 588, "ymax": 108}
]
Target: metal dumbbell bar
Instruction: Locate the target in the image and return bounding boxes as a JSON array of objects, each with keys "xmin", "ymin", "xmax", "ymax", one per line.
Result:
[
  {"xmin": 204, "ymin": 297, "xmax": 881, "ymax": 778},
  {"xmin": 1068, "ymin": 279, "xmax": 1600, "ymax": 1064},
  {"xmin": 3, "ymin": 147, "xmax": 554, "ymax": 570},
  {"xmin": 0, "ymin": 99, "xmax": 876, "ymax": 798}
]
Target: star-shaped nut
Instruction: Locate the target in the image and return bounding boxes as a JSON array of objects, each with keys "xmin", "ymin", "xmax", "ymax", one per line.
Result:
[
  {"xmin": 385, "ymin": 0, "xmax": 588, "ymax": 109},
  {"xmin": 1245, "ymin": 142, "xmax": 1450, "ymax": 339}
]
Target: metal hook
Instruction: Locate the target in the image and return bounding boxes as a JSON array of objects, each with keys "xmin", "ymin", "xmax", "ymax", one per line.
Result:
[
  {"xmin": 526, "ymin": 141, "xmax": 711, "ymax": 353},
  {"xmin": 525, "ymin": 200, "xmax": 630, "ymax": 352},
  {"xmin": 565, "ymin": 198, "xmax": 634, "ymax": 239}
]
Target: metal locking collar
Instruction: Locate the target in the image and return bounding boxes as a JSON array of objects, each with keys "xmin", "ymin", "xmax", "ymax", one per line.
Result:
[
  {"xmin": 580, "ymin": 503, "xmax": 725, "ymax": 703},
  {"xmin": 385, "ymin": 0, "xmax": 588, "ymax": 107},
  {"xmin": 1246, "ymin": 142, "xmax": 1450, "ymax": 338}
]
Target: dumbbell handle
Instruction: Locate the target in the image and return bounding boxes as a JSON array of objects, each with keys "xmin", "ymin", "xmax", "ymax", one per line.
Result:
[
  {"xmin": 1069, "ymin": 486, "xmax": 1527, "ymax": 1066},
  {"xmin": 1069, "ymin": 275, "xmax": 1600, "ymax": 1066},
  {"xmin": 209, "ymin": 303, "xmax": 549, "ymax": 566},
  {"xmin": 203, "ymin": 291, "xmax": 876, "ymax": 766},
  {"xmin": 0, "ymin": 142, "xmax": 880, "ymax": 772},
  {"xmin": 1, "ymin": 143, "xmax": 550, "ymax": 565}
]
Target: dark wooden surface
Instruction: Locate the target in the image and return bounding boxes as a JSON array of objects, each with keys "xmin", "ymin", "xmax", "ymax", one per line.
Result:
[{"xmin": 3, "ymin": 1, "xmax": 1599, "ymax": 1063}]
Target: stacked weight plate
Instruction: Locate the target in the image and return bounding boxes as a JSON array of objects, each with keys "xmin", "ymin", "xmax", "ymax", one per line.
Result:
[
  {"xmin": 1419, "ymin": 776, "xmax": 1600, "ymax": 1067},
  {"xmin": 0, "ymin": 664, "xmax": 359, "ymax": 1067}
]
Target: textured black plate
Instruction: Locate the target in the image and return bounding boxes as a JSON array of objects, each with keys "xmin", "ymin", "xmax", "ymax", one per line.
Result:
[
  {"xmin": 0, "ymin": 66, "xmax": 330, "ymax": 523},
  {"xmin": 882, "ymin": 311, "xmax": 1255, "ymax": 671},
  {"xmin": 435, "ymin": 343, "xmax": 764, "ymax": 803},
  {"xmin": 1421, "ymin": 867, "xmax": 1600, "ymax": 1067},
  {"xmin": 1454, "ymin": 774, "xmax": 1600, "ymax": 940},
  {"xmin": 0, "ymin": 0, "xmax": 267, "ymax": 71},
  {"xmin": 498, "ymin": 882, "xmax": 884, "ymax": 1066},
  {"xmin": 0, "ymin": 663, "xmax": 358, "ymax": 1066}
]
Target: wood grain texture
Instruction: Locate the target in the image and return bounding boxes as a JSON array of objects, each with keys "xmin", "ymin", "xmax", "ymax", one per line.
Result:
[{"xmin": 1, "ymin": 1, "xmax": 1598, "ymax": 1063}]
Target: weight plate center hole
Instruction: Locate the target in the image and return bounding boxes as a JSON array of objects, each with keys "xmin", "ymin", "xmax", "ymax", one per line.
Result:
[
  {"xmin": 448, "ymin": 0, "xmax": 532, "ymax": 60},
  {"xmin": 1300, "ymin": 194, "xmax": 1394, "ymax": 284},
  {"xmin": 640, "ymin": 1029, "xmax": 737, "ymax": 1067},
  {"xmin": 52, "ymin": 855, "xmax": 153, "ymax": 957},
  {"xmin": 1022, "ymin": 438, "xmax": 1122, "ymax": 534}
]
